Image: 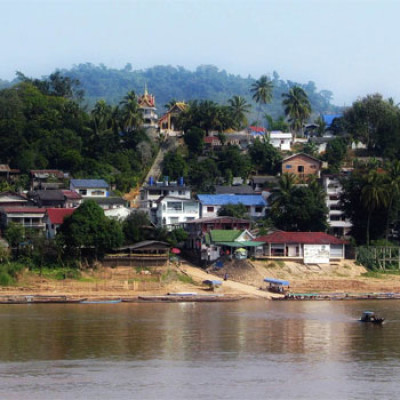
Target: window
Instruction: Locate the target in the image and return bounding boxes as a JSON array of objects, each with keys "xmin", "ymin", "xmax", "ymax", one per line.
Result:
[
  {"xmin": 79, "ymin": 189, "xmax": 87, "ymax": 195},
  {"xmin": 167, "ymin": 202, "xmax": 182, "ymax": 211},
  {"xmin": 285, "ymin": 164, "xmax": 292, "ymax": 169},
  {"xmin": 298, "ymin": 166, "xmax": 304, "ymax": 173},
  {"xmin": 92, "ymin": 190, "xmax": 105, "ymax": 196},
  {"xmin": 255, "ymin": 207, "xmax": 263, "ymax": 213},
  {"xmin": 207, "ymin": 206, "xmax": 214, "ymax": 212}
]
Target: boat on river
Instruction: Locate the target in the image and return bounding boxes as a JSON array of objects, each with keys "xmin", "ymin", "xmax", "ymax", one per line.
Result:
[
  {"xmin": 0, "ymin": 295, "xmax": 86, "ymax": 304},
  {"xmin": 80, "ymin": 298, "xmax": 122, "ymax": 304},
  {"xmin": 136, "ymin": 295, "xmax": 241, "ymax": 303},
  {"xmin": 360, "ymin": 311, "xmax": 385, "ymax": 324}
]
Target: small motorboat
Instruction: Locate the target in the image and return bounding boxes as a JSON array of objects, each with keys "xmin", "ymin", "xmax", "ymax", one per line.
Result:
[{"xmin": 360, "ymin": 311, "xmax": 385, "ymax": 324}]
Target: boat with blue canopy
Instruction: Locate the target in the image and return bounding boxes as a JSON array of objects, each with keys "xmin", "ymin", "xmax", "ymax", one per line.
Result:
[{"xmin": 264, "ymin": 278, "xmax": 290, "ymax": 293}]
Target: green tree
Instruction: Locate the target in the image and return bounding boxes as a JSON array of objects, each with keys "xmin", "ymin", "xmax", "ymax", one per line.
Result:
[
  {"xmin": 270, "ymin": 174, "xmax": 327, "ymax": 231},
  {"xmin": 248, "ymin": 137, "xmax": 282, "ymax": 174},
  {"xmin": 57, "ymin": 200, "xmax": 124, "ymax": 260},
  {"xmin": 282, "ymin": 86, "xmax": 312, "ymax": 138},
  {"xmin": 4, "ymin": 223, "xmax": 25, "ymax": 259},
  {"xmin": 119, "ymin": 90, "xmax": 143, "ymax": 133},
  {"xmin": 162, "ymin": 151, "xmax": 188, "ymax": 180},
  {"xmin": 217, "ymin": 203, "xmax": 249, "ymax": 219},
  {"xmin": 184, "ymin": 127, "xmax": 205, "ymax": 155},
  {"xmin": 323, "ymin": 137, "xmax": 348, "ymax": 172},
  {"xmin": 122, "ymin": 210, "xmax": 153, "ymax": 243},
  {"xmin": 228, "ymin": 95, "xmax": 251, "ymax": 130},
  {"xmin": 361, "ymin": 170, "xmax": 388, "ymax": 246},
  {"xmin": 251, "ymin": 75, "xmax": 273, "ymax": 124}
]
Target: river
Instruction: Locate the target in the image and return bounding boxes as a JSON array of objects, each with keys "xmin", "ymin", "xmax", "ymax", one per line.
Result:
[{"xmin": 0, "ymin": 300, "xmax": 399, "ymax": 399}]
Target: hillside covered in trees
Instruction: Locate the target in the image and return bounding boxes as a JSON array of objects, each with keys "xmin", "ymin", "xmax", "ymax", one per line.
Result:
[{"xmin": 4, "ymin": 64, "xmax": 340, "ymax": 119}]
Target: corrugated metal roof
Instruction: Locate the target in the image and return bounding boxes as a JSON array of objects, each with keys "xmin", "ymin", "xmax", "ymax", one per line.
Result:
[
  {"xmin": 210, "ymin": 230, "xmax": 242, "ymax": 242},
  {"xmin": 257, "ymin": 231, "xmax": 348, "ymax": 245},
  {"xmin": 197, "ymin": 194, "xmax": 267, "ymax": 206},
  {"xmin": 70, "ymin": 179, "xmax": 109, "ymax": 188}
]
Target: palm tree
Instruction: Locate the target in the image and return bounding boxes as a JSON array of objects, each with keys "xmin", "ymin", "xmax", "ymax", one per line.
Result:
[
  {"xmin": 361, "ymin": 170, "xmax": 388, "ymax": 245},
  {"xmin": 119, "ymin": 90, "xmax": 143, "ymax": 132},
  {"xmin": 282, "ymin": 86, "xmax": 311, "ymax": 138},
  {"xmin": 384, "ymin": 160, "xmax": 400, "ymax": 240},
  {"xmin": 91, "ymin": 99, "xmax": 112, "ymax": 136},
  {"xmin": 270, "ymin": 173, "xmax": 297, "ymax": 213},
  {"xmin": 251, "ymin": 75, "xmax": 273, "ymax": 124},
  {"xmin": 228, "ymin": 95, "xmax": 252, "ymax": 130}
]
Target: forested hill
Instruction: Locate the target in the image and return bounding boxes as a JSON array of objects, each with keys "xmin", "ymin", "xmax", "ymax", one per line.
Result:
[{"xmin": 52, "ymin": 63, "xmax": 340, "ymax": 118}]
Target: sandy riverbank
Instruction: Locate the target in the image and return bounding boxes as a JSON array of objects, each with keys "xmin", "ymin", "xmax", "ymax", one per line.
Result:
[{"xmin": 1, "ymin": 259, "xmax": 400, "ymax": 301}]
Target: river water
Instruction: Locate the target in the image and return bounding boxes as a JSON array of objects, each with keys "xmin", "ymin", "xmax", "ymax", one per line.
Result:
[{"xmin": 0, "ymin": 300, "xmax": 400, "ymax": 399}]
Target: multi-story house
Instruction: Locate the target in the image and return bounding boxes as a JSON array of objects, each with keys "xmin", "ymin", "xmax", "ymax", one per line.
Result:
[
  {"xmin": 155, "ymin": 196, "xmax": 200, "ymax": 230},
  {"xmin": 137, "ymin": 86, "xmax": 158, "ymax": 129},
  {"xmin": 322, "ymin": 174, "xmax": 352, "ymax": 237}
]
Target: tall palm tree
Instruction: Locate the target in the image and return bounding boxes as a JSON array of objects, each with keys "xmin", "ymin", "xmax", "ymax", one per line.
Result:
[
  {"xmin": 384, "ymin": 160, "xmax": 400, "ymax": 240},
  {"xmin": 228, "ymin": 95, "xmax": 252, "ymax": 130},
  {"xmin": 91, "ymin": 99, "xmax": 112, "ymax": 136},
  {"xmin": 119, "ymin": 90, "xmax": 143, "ymax": 133},
  {"xmin": 250, "ymin": 75, "xmax": 273, "ymax": 125},
  {"xmin": 361, "ymin": 170, "xmax": 388, "ymax": 245},
  {"xmin": 282, "ymin": 86, "xmax": 311, "ymax": 138}
]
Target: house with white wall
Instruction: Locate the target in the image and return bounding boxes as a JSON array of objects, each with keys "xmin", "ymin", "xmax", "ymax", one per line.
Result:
[
  {"xmin": 70, "ymin": 179, "xmax": 109, "ymax": 198},
  {"xmin": 155, "ymin": 196, "xmax": 200, "ymax": 230},
  {"xmin": 197, "ymin": 194, "xmax": 267, "ymax": 219},
  {"xmin": 267, "ymin": 131, "xmax": 293, "ymax": 151}
]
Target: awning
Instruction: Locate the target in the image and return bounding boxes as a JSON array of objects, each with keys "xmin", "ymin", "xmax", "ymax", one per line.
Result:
[
  {"xmin": 218, "ymin": 241, "xmax": 264, "ymax": 247},
  {"xmin": 264, "ymin": 278, "xmax": 290, "ymax": 286}
]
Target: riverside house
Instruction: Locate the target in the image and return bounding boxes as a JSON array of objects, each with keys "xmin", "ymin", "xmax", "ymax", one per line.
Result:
[
  {"xmin": 256, "ymin": 231, "xmax": 348, "ymax": 264},
  {"xmin": 281, "ymin": 153, "xmax": 323, "ymax": 179}
]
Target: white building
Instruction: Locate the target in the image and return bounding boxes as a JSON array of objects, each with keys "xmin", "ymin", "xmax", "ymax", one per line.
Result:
[
  {"xmin": 197, "ymin": 194, "xmax": 267, "ymax": 219},
  {"xmin": 267, "ymin": 131, "xmax": 293, "ymax": 151},
  {"xmin": 155, "ymin": 196, "xmax": 200, "ymax": 230},
  {"xmin": 322, "ymin": 175, "xmax": 352, "ymax": 237},
  {"xmin": 70, "ymin": 179, "xmax": 109, "ymax": 198},
  {"xmin": 140, "ymin": 179, "xmax": 191, "ymax": 210}
]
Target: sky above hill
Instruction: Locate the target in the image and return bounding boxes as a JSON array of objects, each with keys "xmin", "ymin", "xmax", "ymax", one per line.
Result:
[{"xmin": 2, "ymin": 0, "xmax": 399, "ymax": 106}]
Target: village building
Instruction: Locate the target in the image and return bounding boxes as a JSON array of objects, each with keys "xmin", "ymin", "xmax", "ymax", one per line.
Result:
[
  {"xmin": 28, "ymin": 190, "xmax": 66, "ymax": 208},
  {"xmin": 70, "ymin": 179, "xmax": 109, "ymax": 198},
  {"xmin": 45, "ymin": 208, "xmax": 75, "ymax": 239},
  {"xmin": 0, "ymin": 164, "xmax": 20, "ymax": 183},
  {"xmin": 322, "ymin": 174, "xmax": 352, "ymax": 237},
  {"xmin": 256, "ymin": 231, "xmax": 348, "ymax": 263},
  {"xmin": 159, "ymin": 102, "xmax": 187, "ymax": 137},
  {"xmin": 30, "ymin": 169, "xmax": 69, "ymax": 190},
  {"xmin": 139, "ymin": 178, "xmax": 191, "ymax": 211},
  {"xmin": 214, "ymin": 185, "xmax": 254, "ymax": 195},
  {"xmin": 267, "ymin": 131, "xmax": 293, "ymax": 151},
  {"xmin": 197, "ymin": 194, "xmax": 267, "ymax": 219},
  {"xmin": 0, "ymin": 207, "xmax": 46, "ymax": 232},
  {"xmin": 201, "ymin": 229, "xmax": 263, "ymax": 262},
  {"xmin": 183, "ymin": 216, "xmax": 252, "ymax": 250},
  {"xmin": 281, "ymin": 153, "xmax": 323, "ymax": 179},
  {"xmin": 61, "ymin": 190, "xmax": 83, "ymax": 208},
  {"xmin": 155, "ymin": 196, "xmax": 200, "ymax": 230},
  {"xmin": 0, "ymin": 191, "xmax": 31, "ymax": 208},
  {"xmin": 137, "ymin": 85, "xmax": 158, "ymax": 129}
]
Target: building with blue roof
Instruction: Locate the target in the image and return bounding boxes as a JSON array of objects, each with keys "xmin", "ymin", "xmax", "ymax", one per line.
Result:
[
  {"xmin": 70, "ymin": 179, "xmax": 109, "ymax": 198},
  {"xmin": 197, "ymin": 194, "xmax": 267, "ymax": 219}
]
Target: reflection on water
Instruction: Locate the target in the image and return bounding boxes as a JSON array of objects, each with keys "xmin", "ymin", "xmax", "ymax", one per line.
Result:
[{"xmin": 0, "ymin": 300, "xmax": 400, "ymax": 399}]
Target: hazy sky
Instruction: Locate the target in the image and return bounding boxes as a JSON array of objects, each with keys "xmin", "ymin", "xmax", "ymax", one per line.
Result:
[{"xmin": 1, "ymin": 0, "xmax": 399, "ymax": 105}]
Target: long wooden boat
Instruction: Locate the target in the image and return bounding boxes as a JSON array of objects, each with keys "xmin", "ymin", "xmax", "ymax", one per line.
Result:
[
  {"xmin": 0, "ymin": 295, "xmax": 87, "ymax": 304},
  {"xmin": 137, "ymin": 295, "xmax": 241, "ymax": 303},
  {"xmin": 273, "ymin": 292, "xmax": 400, "ymax": 301},
  {"xmin": 80, "ymin": 298, "xmax": 122, "ymax": 304}
]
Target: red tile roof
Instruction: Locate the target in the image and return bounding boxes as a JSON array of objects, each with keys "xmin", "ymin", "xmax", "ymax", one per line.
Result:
[
  {"xmin": 257, "ymin": 231, "xmax": 348, "ymax": 245},
  {"xmin": 204, "ymin": 136, "xmax": 221, "ymax": 144},
  {"xmin": 46, "ymin": 208, "xmax": 75, "ymax": 224},
  {"xmin": 249, "ymin": 126, "xmax": 266, "ymax": 133}
]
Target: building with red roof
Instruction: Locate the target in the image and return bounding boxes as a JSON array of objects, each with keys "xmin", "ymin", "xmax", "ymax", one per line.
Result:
[
  {"xmin": 45, "ymin": 208, "xmax": 76, "ymax": 239},
  {"xmin": 256, "ymin": 231, "xmax": 348, "ymax": 263}
]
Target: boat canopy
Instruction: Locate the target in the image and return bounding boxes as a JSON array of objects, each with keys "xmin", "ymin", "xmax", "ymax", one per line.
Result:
[
  {"xmin": 203, "ymin": 280, "xmax": 223, "ymax": 286},
  {"xmin": 264, "ymin": 278, "xmax": 290, "ymax": 286}
]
